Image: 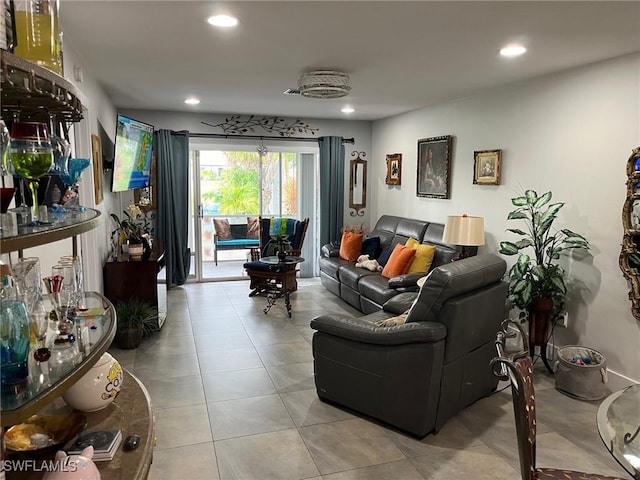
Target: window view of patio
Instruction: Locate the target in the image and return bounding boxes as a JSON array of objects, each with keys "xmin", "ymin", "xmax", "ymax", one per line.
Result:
[{"xmin": 189, "ymin": 148, "xmax": 301, "ymax": 281}]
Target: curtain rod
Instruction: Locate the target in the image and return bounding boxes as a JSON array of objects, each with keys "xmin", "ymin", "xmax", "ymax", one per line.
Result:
[{"xmin": 188, "ymin": 132, "xmax": 355, "ymax": 144}]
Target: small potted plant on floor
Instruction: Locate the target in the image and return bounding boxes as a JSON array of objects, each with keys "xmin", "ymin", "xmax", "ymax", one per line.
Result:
[
  {"xmin": 114, "ymin": 298, "xmax": 157, "ymax": 349},
  {"xmin": 499, "ymin": 189, "xmax": 589, "ymax": 364}
]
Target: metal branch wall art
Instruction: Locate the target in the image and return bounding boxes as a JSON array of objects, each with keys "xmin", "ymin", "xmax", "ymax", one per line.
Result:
[{"xmin": 203, "ymin": 115, "xmax": 319, "ymax": 137}]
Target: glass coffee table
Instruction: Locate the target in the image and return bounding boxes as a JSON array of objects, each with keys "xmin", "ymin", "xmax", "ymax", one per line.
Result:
[{"xmin": 258, "ymin": 256, "xmax": 305, "ymax": 317}]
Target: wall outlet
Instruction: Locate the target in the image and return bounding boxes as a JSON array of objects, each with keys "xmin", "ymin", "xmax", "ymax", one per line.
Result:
[{"xmin": 557, "ymin": 311, "xmax": 569, "ymax": 328}]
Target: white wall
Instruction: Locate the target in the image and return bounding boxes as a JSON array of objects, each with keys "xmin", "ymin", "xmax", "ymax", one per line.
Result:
[{"xmin": 371, "ymin": 53, "xmax": 640, "ymax": 385}]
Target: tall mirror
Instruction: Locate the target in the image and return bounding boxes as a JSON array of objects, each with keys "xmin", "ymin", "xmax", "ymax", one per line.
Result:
[
  {"xmin": 349, "ymin": 151, "xmax": 367, "ymax": 217},
  {"xmin": 620, "ymin": 146, "xmax": 640, "ymax": 321}
]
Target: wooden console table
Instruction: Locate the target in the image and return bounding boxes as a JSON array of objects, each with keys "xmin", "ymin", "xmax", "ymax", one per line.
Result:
[{"xmin": 103, "ymin": 249, "xmax": 167, "ymax": 330}]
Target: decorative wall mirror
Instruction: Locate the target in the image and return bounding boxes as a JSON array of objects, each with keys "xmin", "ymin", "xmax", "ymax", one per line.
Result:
[
  {"xmin": 620, "ymin": 146, "xmax": 640, "ymax": 321},
  {"xmin": 349, "ymin": 151, "xmax": 367, "ymax": 217}
]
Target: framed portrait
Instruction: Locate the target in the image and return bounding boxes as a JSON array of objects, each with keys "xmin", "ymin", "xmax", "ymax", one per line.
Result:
[
  {"xmin": 91, "ymin": 134, "xmax": 104, "ymax": 205},
  {"xmin": 385, "ymin": 153, "xmax": 402, "ymax": 185},
  {"xmin": 417, "ymin": 135, "xmax": 452, "ymax": 199},
  {"xmin": 473, "ymin": 149, "xmax": 502, "ymax": 185}
]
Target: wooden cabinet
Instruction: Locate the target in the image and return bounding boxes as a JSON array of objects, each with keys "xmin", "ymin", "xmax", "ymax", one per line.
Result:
[{"xmin": 103, "ymin": 250, "xmax": 167, "ymax": 330}]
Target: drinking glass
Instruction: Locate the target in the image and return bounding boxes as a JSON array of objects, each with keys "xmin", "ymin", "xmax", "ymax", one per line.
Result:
[
  {"xmin": 29, "ymin": 299, "xmax": 51, "ymax": 370},
  {"xmin": 47, "ymin": 114, "xmax": 71, "ymax": 178},
  {"xmin": 59, "ymin": 256, "xmax": 83, "ymax": 307},
  {"xmin": 9, "ymin": 122, "xmax": 54, "ymax": 225},
  {"xmin": 0, "ymin": 300, "xmax": 31, "ymax": 389},
  {"xmin": 12, "ymin": 257, "xmax": 42, "ymax": 312},
  {"xmin": 51, "ymin": 287, "xmax": 75, "ymax": 336}
]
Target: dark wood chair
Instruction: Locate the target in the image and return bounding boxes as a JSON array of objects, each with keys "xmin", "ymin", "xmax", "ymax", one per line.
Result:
[
  {"xmin": 243, "ymin": 217, "xmax": 309, "ymax": 300},
  {"xmin": 490, "ymin": 320, "xmax": 625, "ymax": 480}
]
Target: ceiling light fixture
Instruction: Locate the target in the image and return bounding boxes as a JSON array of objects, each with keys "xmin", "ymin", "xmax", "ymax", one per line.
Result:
[
  {"xmin": 184, "ymin": 97, "xmax": 200, "ymax": 105},
  {"xmin": 298, "ymin": 70, "xmax": 351, "ymax": 99},
  {"xmin": 341, "ymin": 107, "xmax": 355, "ymax": 114},
  {"xmin": 207, "ymin": 14, "xmax": 238, "ymax": 27},
  {"xmin": 500, "ymin": 43, "xmax": 527, "ymax": 57}
]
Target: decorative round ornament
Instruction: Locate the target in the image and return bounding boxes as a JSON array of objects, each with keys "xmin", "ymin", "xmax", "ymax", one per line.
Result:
[{"xmin": 62, "ymin": 353, "xmax": 123, "ymax": 412}]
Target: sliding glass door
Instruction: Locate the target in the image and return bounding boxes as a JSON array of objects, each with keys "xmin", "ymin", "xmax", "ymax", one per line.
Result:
[{"xmin": 187, "ymin": 142, "xmax": 318, "ymax": 282}]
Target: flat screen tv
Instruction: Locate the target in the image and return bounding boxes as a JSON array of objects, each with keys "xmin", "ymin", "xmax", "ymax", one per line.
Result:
[{"xmin": 112, "ymin": 114, "xmax": 154, "ymax": 192}]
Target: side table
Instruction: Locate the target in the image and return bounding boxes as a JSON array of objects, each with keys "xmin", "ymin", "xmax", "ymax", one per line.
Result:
[{"xmin": 258, "ymin": 256, "xmax": 305, "ymax": 317}]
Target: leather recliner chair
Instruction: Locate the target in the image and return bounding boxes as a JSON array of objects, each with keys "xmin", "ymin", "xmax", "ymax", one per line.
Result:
[{"xmin": 310, "ymin": 253, "xmax": 508, "ymax": 438}]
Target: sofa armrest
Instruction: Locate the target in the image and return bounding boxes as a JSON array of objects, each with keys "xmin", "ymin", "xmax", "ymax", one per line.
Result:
[
  {"xmin": 388, "ymin": 272, "xmax": 428, "ymax": 289},
  {"xmin": 310, "ymin": 314, "xmax": 446, "ymax": 346},
  {"xmin": 382, "ymin": 292, "xmax": 418, "ymax": 314},
  {"xmin": 321, "ymin": 243, "xmax": 340, "ymax": 258}
]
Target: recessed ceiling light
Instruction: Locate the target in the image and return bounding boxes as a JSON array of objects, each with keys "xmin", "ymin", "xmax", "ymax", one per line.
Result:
[
  {"xmin": 500, "ymin": 43, "xmax": 527, "ymax": 57},
  {"xmin": 207, "ymin": 15, "xmax": 238, "ymax": 27},
  {"xmin": 341, "ymin": 107, "xmax": 355, "ymax": 114},
  {"xmin": 184, "ymin": 97, "xmax": 200, "ymax": 105}
]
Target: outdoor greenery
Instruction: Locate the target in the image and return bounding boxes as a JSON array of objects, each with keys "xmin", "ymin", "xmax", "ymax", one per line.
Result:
[{"xmin": 499, "ymin": 189, "xmax": 589, "ymax": 319}]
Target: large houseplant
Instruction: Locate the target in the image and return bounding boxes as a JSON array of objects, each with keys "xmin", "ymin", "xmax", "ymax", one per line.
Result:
[
  {"xmin": 499, "ymin": 190, "xmax": 589, "ymax": 348},
  {"xmin": 110, "ymin": 203, "xmax": 151, "ymax": 256},
  {"xmin": 114, "ymin": 298, "xmax": 157, "ymax": 349}
]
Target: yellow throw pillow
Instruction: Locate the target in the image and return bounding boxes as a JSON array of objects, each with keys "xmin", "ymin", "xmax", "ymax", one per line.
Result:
[{"xmin": 405, "ymin": 238, "xmax": 436, "ymax": 274}]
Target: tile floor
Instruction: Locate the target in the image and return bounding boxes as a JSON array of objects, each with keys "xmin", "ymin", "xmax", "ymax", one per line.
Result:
[{"xmin": 108, "ymin": 279, "xmax": 630, "ymax": 480}]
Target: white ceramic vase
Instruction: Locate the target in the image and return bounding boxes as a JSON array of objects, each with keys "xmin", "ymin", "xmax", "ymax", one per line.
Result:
[{"xmin": 62, "ymin": 352, "xmax": 123, "ymax": 412}]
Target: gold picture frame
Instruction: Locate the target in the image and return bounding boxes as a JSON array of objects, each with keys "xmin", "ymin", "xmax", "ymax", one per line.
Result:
[
  {"xmin": 473, "ymin": 149, "xmax": 502, "ymax": 185},
  {"xmin": 385, "ymin": 153, "xmax": 402, "ymax": 185},
  {"xmin": 417, "ymin": 135, "xmax": 452, "ymax": 199},
  {"xmin": 91, "ymin": 134, "xmax": 104, "ymax": 204}
]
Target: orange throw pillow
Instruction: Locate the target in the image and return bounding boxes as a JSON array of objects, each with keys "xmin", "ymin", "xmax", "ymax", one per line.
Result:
[
  {"xmin": 339, "ymin": 231, "xmax": 364, "ymax": 262},
  {"xmin": 381, "ymin": 244, "xmax": 416, "ymax": 278}
]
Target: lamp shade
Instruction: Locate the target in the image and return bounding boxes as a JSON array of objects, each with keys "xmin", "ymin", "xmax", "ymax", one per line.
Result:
[{"xmin": 442, "ymin": 215, "xmax": 485, "ymax": 246}]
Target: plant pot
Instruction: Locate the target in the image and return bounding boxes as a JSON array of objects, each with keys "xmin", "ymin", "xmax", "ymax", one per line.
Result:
[
  {"xmin": 128, "ymin": 243, "xmax": 144, "ymax": 258},
  {"xmin": 528, "ymin": 296, "xmax": 554, "ymax": 346},
  {"xmin": 115, "ymin": 327, "xmax": 143, "ymax": 349}
]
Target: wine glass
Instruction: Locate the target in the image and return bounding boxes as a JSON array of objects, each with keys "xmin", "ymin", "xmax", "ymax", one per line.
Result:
[
  {"xmin": 47, "ymin": 114, "xmax": 71, "ymax": 178},
  {"xmin": 9, "ymin": 122, "xmax": 54, "ymax": 226},
  {"xmin": 11, "ymin": 257, "xmax": 42, "ymax": 311},
  {"xmin": 29, "ymin": 299, "xmax": 51, "ymax": 372}
]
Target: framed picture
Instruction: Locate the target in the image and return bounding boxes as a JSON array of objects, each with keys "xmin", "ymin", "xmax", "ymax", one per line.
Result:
[
  {"xmin": 473, "ymin": 149, "xmax": 502, "ymax": 185},
  {"xmin": 417, "ymin": 135, "xmax": 452, "ymax": 199},
  {"xmin": 385, "ymin": 153, "xmax": 402, "ymax": 185},
  {"xmin": 91, "ymin": 134, "xmax": 104, "ymax": 205}
]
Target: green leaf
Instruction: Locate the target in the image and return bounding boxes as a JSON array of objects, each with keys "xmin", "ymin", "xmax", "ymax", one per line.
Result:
[
  {"xmin": 511, "ymin": 196, "xmax": 528, "ymax": 206},
  {"xmin": 533, "ymin": 191, "xmax": 552, "ymax": 209},
  {"xmin": 563, "ymin": 237, "xmax": 589, "ymax": 247},
  {"xmin": 549, "ymin": 275, "xmax": 567, "ymax": 295},
  {"xmin": 507, "ymin": 211, "xmax": 528, "ymax": 220},
  {"xmin": 525, "ymin": 190, "xmax": 538, "ymax": 204},
  {"xmin": 506, "ymin": 228, "xmax": 528, "ymax": 236},
  {"xmin": 499, "ymin": 241, "xmax": 520, "ymax": 255},
  {"xmin": 511, "ymin": 278, "xmax": 530, "ymax": 294},
  {"xmin": 536, "ymin": 203, "xmax": 564, "ymax": 236},
  {"xmin": 531, "ymin": 265, "xmax": 546, "ymax": 279},
  {"xmin": 515, "ymin": 239, "xmax": 533, "ymax": 249},
  {"xmin": 517, "ymin": 254, "xmax": 531, "ymax": 266}
]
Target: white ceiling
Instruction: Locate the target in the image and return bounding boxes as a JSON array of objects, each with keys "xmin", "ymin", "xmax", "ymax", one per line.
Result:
[{"xmin": 60, "ymin": 1, "xmax": 640, "ymax": 121}]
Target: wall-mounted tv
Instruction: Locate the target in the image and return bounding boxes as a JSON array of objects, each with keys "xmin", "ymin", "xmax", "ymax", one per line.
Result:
[{"xmin": 112, "ymin": 114, "xmax": 154, "ymax": 192}]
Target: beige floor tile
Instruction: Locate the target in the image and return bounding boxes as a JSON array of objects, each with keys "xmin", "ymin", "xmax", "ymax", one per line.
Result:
[
  {"xmin": 207, "ymin": 393, "xmax": 295, "ymax": 440},
  {"xmin": 136, "ymin": 333, "xmax": 196, "ymax": 356},
  {"xmin": 215, "ymin": 429, "xmax": 320, "ymax": 480},
  {"xmin": 191, "ymin": 317, "xmax": 246, "ymax": 335},
  {"xmin": 194, "ymin": 331, "xmax": 254, "ymax": 352},
  {"xmin": 321, "ymin": 459, "xmax": 425, "ymax": 480},
  {"xmin": 256, "ymin": 342, "xmax": 312, "ymax": 366},
  {"xmin": 198, "ymin": 347, "xmax": 263, "ymax": 374},
  {"xmin": 132, "ymin": 353, "xmax": 200, "ymax": 382},
  {"xmin": 148, "ymin": 442, "xmax": 219, "ymax": 480},
  {"xmin": 299, "ymin": 418, "xmax": 406, "ymax": 474},
  {"xmin": 280, "ymin": 388, "xmax": 352, "ymax": 427},
  {"xmin": 266, "ymin": 362, "xmax": 315, "ymax": 393},
  {"xmin": 154, "ymin": 404, "xmax": 213, "ymax": 450},
  {"xmin": 409, "ymin": 444, "xmax": 519, "ymax": 480},
  {"xmin": 247, "ymin": 324, "xmax": 308, "ymax": 346},
  {"xmin": 202, "ymin": 368, "xmax": 277, "ymax": 402},
  {"xmin": 144, "ymin": 374, "xmax": 205, "ymax": 409}
]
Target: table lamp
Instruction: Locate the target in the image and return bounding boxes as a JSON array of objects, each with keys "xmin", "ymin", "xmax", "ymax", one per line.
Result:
[{"xmin": 442, "ymin": 214, "xmax": 485, "ymax": 260}]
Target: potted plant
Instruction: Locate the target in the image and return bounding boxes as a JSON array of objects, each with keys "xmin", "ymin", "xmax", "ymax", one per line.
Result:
[
  {"xmin": 499, "ymin": 190, "xmax": 589, "ymax": 354},
  {"xmin": 110, "ymin": 203, "xmax": 150, "ymax": 256},
  {"xmin": 114, "ymin": 298, "xmax": 157, "ymax": 349},
  {"xmin": 270, "ymin": 234, "xmax": 291, "ymax": 261}
]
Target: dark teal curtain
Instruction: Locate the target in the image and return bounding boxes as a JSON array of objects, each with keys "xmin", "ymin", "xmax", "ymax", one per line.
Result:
[
  {"xmin": 318, "ymin": 136, "xmax": 345, "ymax": 247},
  {"xmin": 155, "ymin": 130, "xmax": 190, "ymax": 286}
]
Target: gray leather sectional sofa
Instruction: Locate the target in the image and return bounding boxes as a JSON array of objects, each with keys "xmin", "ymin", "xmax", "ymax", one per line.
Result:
[
  {"xmin": 319, "ymin": 215, "xmax": 474, "ymax": 314},
  {"xmin": 311, "ymin": 253, "xmax": 508, "ymax": 437}
]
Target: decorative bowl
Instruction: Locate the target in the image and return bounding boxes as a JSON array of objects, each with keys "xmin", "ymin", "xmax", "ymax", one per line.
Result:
[
  {"xmin": 5, "ymin": 413, "xmax": 87, "ymax": 457},
  {"xmin": 62, "ymin": 352, "xmax": 123, "ymax": 412}
]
